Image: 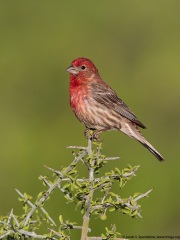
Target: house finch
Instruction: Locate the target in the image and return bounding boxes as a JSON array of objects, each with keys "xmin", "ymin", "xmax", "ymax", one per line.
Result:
[{"xmin": 66, "ymin": 57, "xmax": 164, "ymax": 161}]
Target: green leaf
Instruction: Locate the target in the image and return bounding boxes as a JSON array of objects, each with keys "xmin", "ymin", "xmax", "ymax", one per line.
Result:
[
  {"xmin": 59, "ymin": 215, "xmax": 63, "ymax": 223},
  {"xmin": 63, "ymin": 183, "xmax": 70, "ymax": 189},
  {"xmin": 100, "ymin": 213, "xmax": 107, "ymax": 220},
  {"xmin": 109, "ymin": 207, "xmax": 116, "ymax": 212}
]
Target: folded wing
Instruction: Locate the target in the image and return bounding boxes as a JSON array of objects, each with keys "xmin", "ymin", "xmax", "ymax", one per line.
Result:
[{"xmin": 90, "ymin": 82, "xmax": 146, "ymax": 129}]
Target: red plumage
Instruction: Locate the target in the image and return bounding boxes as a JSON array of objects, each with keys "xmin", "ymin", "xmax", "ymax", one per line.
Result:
[{"xmin": 66, "ymin": 57, "xmax": 164, "ymax": 161}]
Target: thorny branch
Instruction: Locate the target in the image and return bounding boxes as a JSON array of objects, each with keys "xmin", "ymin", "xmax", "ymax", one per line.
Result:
[
  {"xmin": 0, "ymin": 138, "xmax": 152, "ymax": 240},
  {"xmin": 81, "ymin": 138, "xmax": 94, "ymax": 240},
  {"xmin": 23, "ymin": 147, "xmax": 87, "ymax": 227}
]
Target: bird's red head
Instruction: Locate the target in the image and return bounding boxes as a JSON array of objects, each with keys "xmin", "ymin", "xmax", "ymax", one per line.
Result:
[{"xmin": 66, "ymin": 57, "xmax": 99, "ymax": 79}]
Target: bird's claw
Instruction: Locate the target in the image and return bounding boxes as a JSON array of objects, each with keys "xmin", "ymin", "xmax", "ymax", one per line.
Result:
[
  {"xmin": 92, "ymin": 131, "xmax": 101, "ymax": 142},
  {"xmin": 84, "ymin": 129, "xmax": 102, "ymax": 142},
  {"xmin": 84, "ymin": 129, "xmax": 93, "ymax": 140}
]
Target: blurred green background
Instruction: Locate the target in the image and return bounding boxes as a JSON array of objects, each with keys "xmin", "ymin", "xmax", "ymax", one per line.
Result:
[{"xmin": 0, "ymin": 0, "xmax": 180, "ymax": 238}]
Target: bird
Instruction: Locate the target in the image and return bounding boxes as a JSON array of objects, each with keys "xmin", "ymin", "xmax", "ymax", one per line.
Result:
[{"xmin": 66, "ymin": 57, "xmax": 164, "ymax": 161}]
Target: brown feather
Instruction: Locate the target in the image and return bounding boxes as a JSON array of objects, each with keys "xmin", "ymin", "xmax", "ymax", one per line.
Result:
[{"xmin": 90, "ymin": 82, "xmax": 146, "ymax": 129}]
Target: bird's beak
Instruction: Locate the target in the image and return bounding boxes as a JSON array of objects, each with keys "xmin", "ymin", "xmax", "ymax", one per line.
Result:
[{"xmin": 66, "ymin": 65, "xmax": 79, "ymax": 75}]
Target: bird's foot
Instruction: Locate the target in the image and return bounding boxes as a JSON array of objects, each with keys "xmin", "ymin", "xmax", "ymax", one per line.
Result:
[
  {"xmin": 84, "ymin": 129, "xmax": 102, "ymax": 142},
  {"xmin": 92, "ymin": 131, "xmax": 101, "ymax": 142},
  {"xmin": 84, "ymin": 128, "xmax": 93, "ymax": 140}
]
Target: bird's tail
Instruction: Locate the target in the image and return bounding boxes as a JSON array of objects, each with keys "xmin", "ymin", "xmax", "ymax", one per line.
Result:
[
  {"xmin": 138, "ymin": 138, "xmax": 164, "ymax": 161},
  {"xmin": 121, "ymin": 122, "xmax": 164, "ymax": 161}
]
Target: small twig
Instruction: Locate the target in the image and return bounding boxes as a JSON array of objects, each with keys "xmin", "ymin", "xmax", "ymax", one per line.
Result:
[
  {"xmin": 0, "ymin": 230, "xmax": 13, "ymax": 239},
  {"xmin": 134, "ymin": 189, "xmax": 153, "ymax": 202},
  {"xmin": 7, "ymin": 208, "xmax": 13, "ymax": 225},
  {"xmin": 101, "ymin": 187, "xmax": 111, "ymax": 203},
  {"xmin": 43, "ymin": 165, "xmax": 63, "ymax": 177},
  {"xmin": 40, "ymin": 175, "xmax": 51, "ymax": 186},
  {"xmin": 122, "ymin": 165, "xmax": 140, "ymax": 177},
  {"xmin": 71, "ymin": 225, "xmax": 91, "ymax": 232},
  {"xmin": 18, "ymin": 229, "xmax": 48, "ymax": 239},
  {"xmin": 67, "ymin": 146, "xmax": 86, "ymax": 150},
  {"xmin": 92, "ymin": 203, "xmax": 111, "ymax": 211},
  {"xmin": 103, "ymin": 157, "xmax": 120, "ymax": 161},
  {"xmin": 48, "ymin": 228, "xmax": 65, "ymax": 238},
  {"xmin": 23, "ymin": 148, "xmax": 87, "ymax": 226},
  {"xmin": 15, "ymin": 188, "xmax": 56, "ymax": 226},
  {"xmin": 0, "ymin": 220, "xmax": 11, "ymax": 227},
  {"xmin": 87, "ymin": 137, "xmax": 93, "ymax": 156},
  {"xmin": 11, "ymin": 212, "xmax": 20, "ymax": 227}
]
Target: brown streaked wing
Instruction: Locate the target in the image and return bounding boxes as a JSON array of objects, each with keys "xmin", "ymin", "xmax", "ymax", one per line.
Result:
[{"xmin": 90, "ymin": 82, "xmax": 146, "ymax": 129}]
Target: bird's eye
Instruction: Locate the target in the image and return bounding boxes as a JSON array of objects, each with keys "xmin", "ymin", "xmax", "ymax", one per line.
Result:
[{"xmin": 81, "ymin": 65, "xmax": 86, "ymax": 70}]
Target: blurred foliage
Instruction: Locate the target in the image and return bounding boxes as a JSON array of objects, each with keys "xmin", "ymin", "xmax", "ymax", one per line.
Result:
[{"xmin": 0, "ymin": 0, "xmax": 179, "ymax": 238}]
